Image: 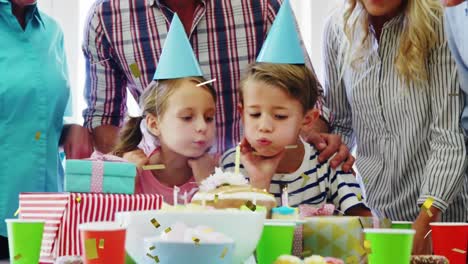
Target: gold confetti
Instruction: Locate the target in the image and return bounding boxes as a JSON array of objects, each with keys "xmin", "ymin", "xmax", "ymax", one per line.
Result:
[
  {"xmin": 301, "ymin": 173, "xmax": 310, "ymax": 187},
  {"xmin": 284, "ymin": 145, "xmax": 298, "ymax": 149},
  {"xmin": 14, "ymin": 254, "xmax": 21, "ymax": 260},
  {"xmin": 300, "ymin": 250, "xmax": 312, "ymax": 257},
  {"xmin": 13, "ymin": 207, "xmax": 20, "ymax": 217},
  {"xmin": 164, "ymin": 227, "xmax": 172, "ymax": 233},
  {"xmin": 35, "ymin": 131, "xmax": 41, "ymax": 140},
  {"xmin": 363, "ymin": 240, "xmax": 372, "ymax": 254},
  {"xmin": 98, "ymin": 239, "xmax": 104, "ymax": 249},
  {"xmin": 452, "ymin": 248, "xmax": 466, "ymax": 254},
  {"xmin": 85, "ymin": 238, "xmax": 98, "ymax": 260},
  {"xmin": 220, "ymin": 247, "xmax": 228, "ymax": 258},
  {"xmin": 214, "ymin": 194, "xmax": 219, "ymax": 203},
  {"xmin": 245, "ymin": 200, "xmax": 256, "ymax": 211},
  {"xmin": 149, "ymin": 246, "xmax": 155, "ymax": 251},
  {"xmin": 129, "ymin": 63, "xmax": 141, "ymax": 78},
  {"xmin": 150, "ymin": 218, "xmax": 160, "ymax": 228},
  {"xmin": 422, "ymin": 197, "xmax": 434, "ymax": 217},
  {"xmin": 192, "ymin": 237, "xmax": 200, "ymax": 246},
  {"xmin": 76, "ymin": 196, "xmax": 82, "ymax": 203},
  {"xmin": 142, "ymin": 164, "xmax": 166, "ymax": 170},
  {"xmin": 146, "ymin": 253, "xmax": 160, "ymax": 263},
  {"xmin": 357, "ymin": 193, "xmax": 362, "ymax": 201}
]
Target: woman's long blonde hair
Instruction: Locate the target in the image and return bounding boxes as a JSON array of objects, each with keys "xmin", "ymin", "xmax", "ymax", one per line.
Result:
[{"xmin": 342, "ymin": 0, "xmax": 443, "ymax": 83}]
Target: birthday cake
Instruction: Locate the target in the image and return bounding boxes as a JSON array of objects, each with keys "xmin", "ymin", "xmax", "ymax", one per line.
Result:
[{"xmin": 191, "ymin": 168, "xmax": 277, "ymax": 211}]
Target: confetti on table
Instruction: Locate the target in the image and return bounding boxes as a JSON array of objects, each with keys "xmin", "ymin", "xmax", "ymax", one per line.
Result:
[
  {"xmin": 98, "ymin": 239, "xmax": 104, "ymax": 249},
  {"xmin": 35, "ymin": 131, "xmax": 41, "ymax": 140},
  {"xmin": 14, "ymin": 254, "xmax": 22, "ymax": 260},
  {"xmin": 421, "ymin": 197, "xmax": 434, "ymax": 217},
  {"xmin": 85, "ymin": 238, "xmax": 98, "ymax": 260},
  {"xmin": 149, "ymin": 246, "xmax": 155, "ymax": 251},
  {"xmin": 142, "ymin": 164, "xmax": 166, "ymax": 170},
  {"xmin": 284, "ymin": 145, "xmax": 298, "ymax": 149},
  {"xmin": 220, "ymin": 247, "xmax": 228, "ymax": 258},
  {"xmin": 192, "ymin": 237, "xmax": 200, "ymax": 246},
  {"xmin": 150, "ymin": 218, "xmax": 160, "ymax": 228},
  {"xmin": 245, "ymin": 200, "xmax": 256, "ymax": 211},
  {"xmin": 452, "ymin": 248, "xmax": 466, "ymax": 254},
  {"xmin": 196, "ymin": 78, "xmax": 216, "ymax": 87},
  {"xmin": 76, "ymin": 196, "xmax": 82, "ymax": 203},
  {"xmin": 13, "ymin": 207, "xmax": 20, "ymax": 217},
  {"xmin": 129, "ymin": 63, "xmax": 141, "ymax": 78},
  {"xmin": 164, "ymin": 227, "xmax": 172, "ymax": 233}
]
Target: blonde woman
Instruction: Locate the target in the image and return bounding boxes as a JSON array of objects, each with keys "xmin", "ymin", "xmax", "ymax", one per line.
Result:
[{"xmin": 324, "ymin": 0, "xmax": 468, "ymax": 254}]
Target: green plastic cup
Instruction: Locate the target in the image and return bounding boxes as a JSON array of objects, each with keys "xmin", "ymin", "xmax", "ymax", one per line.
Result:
[
  {"xmin": 256, "ymin": 221, "xmax": 295, "ymax": 264},
  {"xmin": 5, "ymin": 219, "xmax": 45, "ymax": 264},
  {"xmin": 391, "ymin": 221, "xmax": 413, "ymax": 229},
  {"xmin": 364, "ymin": 228, "xmax": 415, "ymax": 264}
]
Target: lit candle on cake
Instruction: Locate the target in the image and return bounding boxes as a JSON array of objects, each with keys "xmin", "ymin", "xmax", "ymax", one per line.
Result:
[
  {"xmin": 234, "ymin": 143, "xmax": 241, "ymax": 176},
  {"xmin": 281, "ymin": 185, "xmax": 289, "ymax": 207}
]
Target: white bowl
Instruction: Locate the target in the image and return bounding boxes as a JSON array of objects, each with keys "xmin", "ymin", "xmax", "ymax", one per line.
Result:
[{"xmin": 115, "ymin": 209, "xmax": 266, "ymax": 264}]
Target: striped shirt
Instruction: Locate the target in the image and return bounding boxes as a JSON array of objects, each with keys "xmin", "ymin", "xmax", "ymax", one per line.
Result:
[
  {"xmin": 324, "ymin": 13, "xmax": 468, "ymax": 221},
  {"xmin": 221, "ymin": 140, "xmax": 365, "ymax": 212},
  {"xmin": 82, "ymin": 0, "xmax": 327, "ymax": 153}
]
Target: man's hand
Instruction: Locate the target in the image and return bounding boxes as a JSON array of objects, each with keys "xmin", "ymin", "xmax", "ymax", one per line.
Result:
[
  {"xmin": 123, "ymin": 148, "xmax": 149, "ymax": 168},
  {"xmin": 305, "ymin": 132, "xmax": 355, "ymax": 172},
  {"xmin": 412, "ymin": 206, "xmax": 441, "ymax": 255},
  {"xmin": 93, "ymin": 125, "xmax": 120, "ymax": 154},
  {"xmin": 188, "ymin": 153, "xmax": 219, "ymax": 184},
  {"xmin": 62, "ymin": 124, "xmax": 94, "ymax": 159},
  {"xmin": 239, "ymin": 138, "xmax": 284, "ymax": 190}
]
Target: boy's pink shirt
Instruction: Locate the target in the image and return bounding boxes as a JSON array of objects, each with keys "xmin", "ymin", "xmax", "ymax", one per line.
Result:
[{"xmin": 134, "ymin": 169, "xmax": 199, "ymax": 205}]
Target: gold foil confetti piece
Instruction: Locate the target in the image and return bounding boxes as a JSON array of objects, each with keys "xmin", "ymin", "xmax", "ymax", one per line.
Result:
[
  {"xmin": 284, "ymin": 145, "xmax": 298, "ymax": 149},
  {"xmin": 422, "ymin": 197, "xmax": 434, "ymax": 217},
  {"xmin": 76, "ymin": 196, "xmax": 82, "ymax": 203},
  {"xmin": 364, "ymin": 240, "xmax": 372, "ymax": 254},
  {"xmin": 146, "ymin": 253, "xmax": 153, "ymax": 259},
  {"xmin": 150, "ymin": 218, "xmax": 160, "ymax": 228},
  {"xmin": 357, "ymin": 193, "xmax": 362, "ymax": 201},
  {"xmin": 245, "ymin": 200, "xmax": 256, "ymax": 211},
  {"xmin": 214, "ymin": 194, "xmax": 219, "ymax": 203},
  {"xmin": 452, "ymin": 248, "xmax": 466, "ymax": 254},
  {"xmin": 129, "ymin": 63, "xmax": 141, "ymax": 78},
  {"xmin": 13, "ymin": 207, "xmax": 20, "ymax": 217},
  {"xmin": 196, "ymin": 78, "xmax": 216, "ymax": 87},
  {"xmin": 192, "ymin": 237, "xmax": 200, "ymax": 246},
  {"xmin": 300, "ymin": 250, "xmax": 312, "ymax": 257},
  {"xmin": 164, "ymin": 227, "xmax": 172, "ymax": 233},
  {"xmin": 85, "ymin": 238, "xmax": 98, "ymax": 260},
  {"xmin": 14, "ymin": 254, "xmax": 21, "ymax": 260},
  {"xmin": 98, "ymin": 239, "xmax": 104, "ymax": 249},
  {"xmin": 142, "ymin": 164, "xmax": 166, "ymax": 170},
  {"xmin": 301, "ymin": 173, "xmax": 310, "ymax": 187},
  {"xmin": 35, "ymin": 131, "xmax": 41, "ymax": 140},
  {"xmin": 220, "ymin": 247, "xmax": 228, "ymax": 258},
  {"xmin": 154, "ymin": 255, "xmax": 160, "ymax": 263},
  {"xmin": 149, "ymin": 246, "xmax": 155, "ymax": 251}
]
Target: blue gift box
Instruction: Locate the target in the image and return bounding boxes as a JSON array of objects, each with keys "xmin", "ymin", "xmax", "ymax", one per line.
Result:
[{"xmin": 65, "ymin": 157, "xmax": 136, "ymax": 194}]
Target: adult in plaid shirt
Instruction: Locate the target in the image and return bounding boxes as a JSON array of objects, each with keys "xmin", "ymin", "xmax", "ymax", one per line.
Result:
[{"xmin": 79, "ymin": 0, "xmax": 354, "ymax": 170}]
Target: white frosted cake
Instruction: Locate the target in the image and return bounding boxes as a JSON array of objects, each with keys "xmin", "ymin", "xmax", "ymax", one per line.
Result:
[{"xmin": 191, "ymin": 168, "xmax": 277, "ymax": 211}]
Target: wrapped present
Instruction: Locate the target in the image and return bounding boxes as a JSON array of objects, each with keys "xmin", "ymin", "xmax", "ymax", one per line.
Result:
[
  {"xmin": 65, "ymin": 151, "xmax": 136, "ymax": 194},
  {"xmin": 19, "ymin": 192, "xmax": 162, "ymax": 263},
  {"xmin": 302, "ymin": 216, "xmax": 391, "ymax": 262}
]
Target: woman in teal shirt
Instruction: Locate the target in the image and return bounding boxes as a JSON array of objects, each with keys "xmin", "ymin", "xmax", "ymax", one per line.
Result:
[{"xmin": 0, "ymin": 0, "xmax": 91, "ymax": 258}]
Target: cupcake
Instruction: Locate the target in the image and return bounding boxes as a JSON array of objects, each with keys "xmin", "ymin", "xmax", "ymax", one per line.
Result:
[{"xmin": 274, "ymin": 255, "xmax": 303, "ymax": 264}]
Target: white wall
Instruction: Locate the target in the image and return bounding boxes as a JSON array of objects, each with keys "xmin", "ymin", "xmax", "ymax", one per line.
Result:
[{"xmin": 36, "ymin": 0, "xmax": 340, "ymax": 123}]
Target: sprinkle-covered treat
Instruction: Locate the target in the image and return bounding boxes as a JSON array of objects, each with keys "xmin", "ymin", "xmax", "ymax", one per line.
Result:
[{"xmin": 410, "ymin": 255, "xmax": 449, "ymax": 264}]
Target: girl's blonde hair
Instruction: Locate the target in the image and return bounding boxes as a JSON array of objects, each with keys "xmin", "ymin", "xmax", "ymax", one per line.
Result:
[
  {"xmin": 113, "ymin": 77, "xmax": 216, "ymax": 156},
  {"xmin": 239, "ymin": 63, "xmax": 319, "ymax": 112},
  {"xmin": 343, "ymin": 0, "xmax": 442, "ymax": 83}
]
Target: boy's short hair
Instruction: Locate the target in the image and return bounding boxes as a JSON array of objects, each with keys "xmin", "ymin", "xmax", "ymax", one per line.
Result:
[{"xmin": 239, "ymin": 63, "xmax": 320, "ymax": 112}]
